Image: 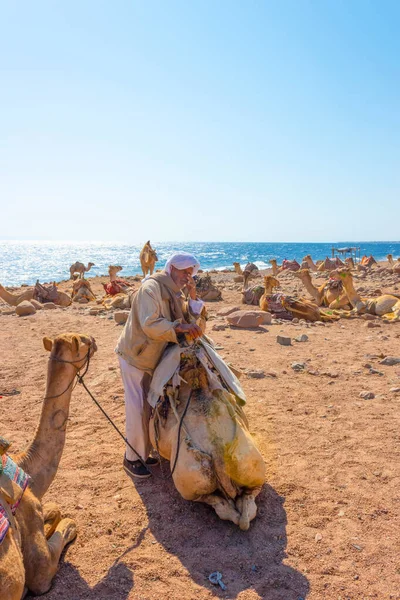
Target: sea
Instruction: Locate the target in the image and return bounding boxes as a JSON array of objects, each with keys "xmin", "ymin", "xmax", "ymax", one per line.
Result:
[{"xmin": 1, "ymin": 240, "xmax": 399, "ymax": 287}]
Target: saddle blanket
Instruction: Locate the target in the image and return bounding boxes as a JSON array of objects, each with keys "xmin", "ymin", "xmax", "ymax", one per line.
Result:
[{"xmin": 0, "ymin": 439, "xmax": 30, "ymax": 545}]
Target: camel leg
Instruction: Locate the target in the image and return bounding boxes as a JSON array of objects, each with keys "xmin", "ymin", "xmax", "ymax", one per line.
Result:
[
  {"xmin": 18, "ymin": 493, "xmax": 77, "ymax": 596},
  {"xmin": 196, "ymin": 493, "xmax": 240, "ymax": 526},
  {"xmin": 0, "ymin": 531, "xmax": 25, "ymax": 600},
  {"xmin": 235, "ymin": 487, "xmax": 262, "ymax": 531},
  {"xmin": 42, "ymin": 502, "xmax": 62, "ymax": 539},
  {"xmin": 24, "ymin": 518, "xmax": 77, "ymax": 595}
]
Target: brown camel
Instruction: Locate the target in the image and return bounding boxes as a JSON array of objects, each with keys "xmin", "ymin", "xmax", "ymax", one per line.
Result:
[
  {"xmin": 0, "ymin": 333, "xmax": 97, "ymax": 599},
  {"xmin": 331, "ymin": 270, "xmax": 400, "ymax": 319},
  {"xmin": 317, "ymin": 257, "xmax": 345, "ymax": 272},
  {"xmin": 195, "ymin": 274, "xmax": 222, "ymax": 301},
  {"xmin": 360, "ymin": 255, "xmax": 377, "ymax": 268},
  {"xmin": 258, "ymin": 276, "xmax": 280, "ymax": 308},
  {"xmin": 0, "ymin": 283, "xmax": 71, "ymax": 308},
  {"xmin": 293, "ymin": 269, "xmax": 350, "ymax": 310},
  {"xmin": 0, "ymin": 284, "xmax": 34, "ymax": 306},
  {"xmin": 71, "ymin": 279, "xmax": 96, "ymax": 303},
  {"xmin": 269, "ymin": 259, "xmax": 279, "ymax": 276},
  {"xmin": 139, "ymin": 241, "xmax": 158, "ymax": 277},
  {"xmin": 301, "ymin": 255, "xmax": 318, "ymax": 271},
  {"xmin": 259, "ymin": 277, "xmax": 338, "ymax": 322},
  {"xmin": 69, "ymin": 262, "xmax": 95, "ymax": 280},
  {"xmin": 149, "ymin": 342, "xmax": 265, "ymax": 530},
  {"xmin": 233, "ymin": 262, "xmax": 243, "ymax": 275}
]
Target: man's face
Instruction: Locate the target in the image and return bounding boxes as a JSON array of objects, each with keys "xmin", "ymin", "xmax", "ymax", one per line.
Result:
[{"xmin": 170, "ymin": 266, "xmax": 194, "ymax": 290}]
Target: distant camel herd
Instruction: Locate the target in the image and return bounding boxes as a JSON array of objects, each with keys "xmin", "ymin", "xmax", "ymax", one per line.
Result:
[{"xmin": 0, "ymin": 246, "xmax": 399, "ymax": 321}]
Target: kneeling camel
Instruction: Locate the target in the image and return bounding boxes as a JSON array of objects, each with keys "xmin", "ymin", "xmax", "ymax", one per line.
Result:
[{"xmin": 0, "ymin": 333, "xmax": 97, "ymax": 600}]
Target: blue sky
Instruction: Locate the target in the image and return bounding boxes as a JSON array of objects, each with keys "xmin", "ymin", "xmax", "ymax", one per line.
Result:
[{"xmin": 1, "ymin": 1, "xmax": 399, "ymax": 242}]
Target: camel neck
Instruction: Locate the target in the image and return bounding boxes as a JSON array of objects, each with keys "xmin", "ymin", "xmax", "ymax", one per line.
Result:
[{"xmin": 17, "ymin": 359, "xmax": 76, "ymax": 500}]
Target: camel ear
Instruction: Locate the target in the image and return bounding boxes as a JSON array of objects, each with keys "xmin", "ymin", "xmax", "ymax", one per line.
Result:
[
  {"xmin": 43, "ymin": 337, "xmax": 53, "ymax": 352},
  {"xmin": 72, "ymin": 335, "xmax": 80, "ymax": 354}
]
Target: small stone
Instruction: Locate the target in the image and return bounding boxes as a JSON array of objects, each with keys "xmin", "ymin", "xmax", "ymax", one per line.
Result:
[
  {"xmin": 114, "ymin": 310, "xmax": 130, "ymax": 325},
  {"xmin": 30, "ymin": 299, "xmax": 43, "ymax": 310},
  {"xmin": 294, "ymin": 334, "xmax": 309, "ymax": 343},
  {"xmin": 89, "ymin": 307, "xmax": 101, "ymax": 315},
  {"xmin": 15, "ymin": 301, "xmax": 36, "ymax": 316},
  {"xmin": 315, "ymin": 533, "xmax": 323, "ymax": 542},
  {"xmin": 389, "ymin": 387, "xmax": 400, "ymax": 393},
  {"xmin": 368, "ymin": 368, "xmax": 384, "ymax": 376},
  {"xmin": 277, "ymin": 335, "xmax": 291, "ymax": 346},
  {"xmin": 380, "ymin": 356, "xmax": 400, "ymax": 366},
  {"xmin": 292, "ymin": 362, "xmax": 306, "ymax": 371},
  {"xmin": 212, "ymin": 323, "xmax": 227, "ymax": 331},
  {"xmin": 246, "ymin": 369, "xmax": 266, "ymax": 379},
  {"xmin": 43, "ymin": 302, "xmax": 58, "ymax": 310},
  {"xmin": 75, "ymin": 504, "xmax": 84, "ymax": 510},
  {"xmin": 365, "ymin": 321, "xmax": 381, "ymax": 328},
  {"xmin": 359, "ymin": 391, "xmax": 375, "ymax": 399}
]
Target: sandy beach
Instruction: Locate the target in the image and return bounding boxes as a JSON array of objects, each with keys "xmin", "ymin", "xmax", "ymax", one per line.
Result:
[{"xmin": 1, "ymin": 262, "xmax": 399, "ymax": 600}]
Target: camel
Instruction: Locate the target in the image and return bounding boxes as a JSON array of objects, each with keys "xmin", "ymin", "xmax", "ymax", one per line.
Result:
[
  {"xmin": 269, "ymin": 259, "xmax": 279, "ymax": 276},
  {"xmin": 259, "ymin": 276, "xmax": 338, "ymax": 322},
  {"xmin": 233, "ymin": 262, "xmax": 243, "ymax": 275},
  {"xmin": 0, "ymin": 283, "xmax": 71, "ymax": 308},
  {"xmin": 195, "ymin": 274, "xmax": 222, "ymax": 301},
  {"xmin": 109, "ymin": 265, "xmax": 123, "ymax": 280},
  {"xmin": 280, "ymin": 259, "xmax": 301, "ymax": 272},
  {"xmin": 293, "ymin": 269, "xmax": 350, "ymax": 310},
  {"xmin": 301, "ymin": 255, "xmax": 318, "ymax": 272},
  {"xmin": 149, "ymin": 342, "xmax": 265, "ymax": 530},
  {"xmin": 0, "ymin": 284, "xmax": 34, "ymax": 306},
  {"xmin": 69, "ymin": 262, "xmax": 95, "ymax": 280},
  {"xmin": 139, "ymin": 241, "xmax": 158, "ymax": 277},
  {"xmin": 0, "ymin": 332, "xmax": 97, "ymax": 599},
  {"xmin": 386, "ymin": 254, "xmax": 400, "ymax": 270},
  {"xmin": 242, "ymin": 263, "xmax": 259, "ymax": 289},
  {"xmin": 71, "ymin": 279, "xmax": 96, "ymax": 303},
  {"xmin": 317, "ymin": 257, "xmax": 345, "ymax": 272},
  {"xmin": 331, "ymin": 270, "xmax": 400, "ymax": 319},
  {"xmin": 102, "ymin": 266, "xmax": 136, "ymax": 309},
  {"xmin": 103, "ymin": 266, "xmax": 133, "ymax": 296},
  {"xmin": 345, "ymin": 257, "xmax": 355, "ymax": 269},
  {"xmin": 360, "ymin": 255, "xmax": 377, "ymax": 268},
  {"xmin": 242, "ymin": 275, "xmax": 279, "ymax": 306}
]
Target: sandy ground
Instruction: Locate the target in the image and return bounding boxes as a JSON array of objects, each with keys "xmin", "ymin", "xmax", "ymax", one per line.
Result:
[{"xmin": 1, "ymin": 264, "xmax": 400, "ymax": 600}]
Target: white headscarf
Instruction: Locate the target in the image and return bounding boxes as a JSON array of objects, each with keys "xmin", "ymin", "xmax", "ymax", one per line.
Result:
[{"xmin": 164, "ymin": 251, "xmax": 200, "ymax": 276}]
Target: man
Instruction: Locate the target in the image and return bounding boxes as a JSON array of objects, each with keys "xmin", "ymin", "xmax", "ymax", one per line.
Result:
[{"xmin": 115, "ymin": 251, "xmax": 204, "ymax": 479}]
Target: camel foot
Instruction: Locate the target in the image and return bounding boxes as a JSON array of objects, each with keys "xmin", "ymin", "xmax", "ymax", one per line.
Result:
[
  {"xmin": 42, "ymin": 503, "xmax": 62, "ymax": 539},
  {"xmin": 197, "ymin": 494, "xmax": 240, "ymax": 526},
  {"xmin": 236, "ymin": 494, "xmax": 258, "ymax": 531},
  {"xmin": 55, "ymin": 518, "xmax": 78, "ymax": 547}
]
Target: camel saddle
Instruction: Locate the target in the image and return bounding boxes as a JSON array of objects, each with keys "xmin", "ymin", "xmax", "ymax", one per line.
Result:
[
  {"xmin": 242, "ymin": 285, "xmax": 264, "ymax": 306},
  {"xmin": 0, "ymin": 436, "xmax": 30, "ymax": 545},
  {"xmin": 33, "ymin": 280, "xmax": 59, "ymax": 304}
]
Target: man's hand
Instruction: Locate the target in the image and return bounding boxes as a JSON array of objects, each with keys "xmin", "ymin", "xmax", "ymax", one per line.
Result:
[
  {"xmin": 186, "ymin": 275, "xmax": 197, "ymax": 300},
  {"xmin": 174, "ymin": 323, "xmax": 202, "ymax": 339}
]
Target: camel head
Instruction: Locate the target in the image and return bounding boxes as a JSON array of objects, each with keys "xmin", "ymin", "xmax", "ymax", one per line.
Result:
[
  {"xmin": 43, "ymin": 332, "xmax": 97, "ymax": 364},
  {"xmin": 387, "ymin": 254, "xmax": 394, "ymax": 265},
  {"xmin": 269, "ymin": 259, "xmax": 277, "ymax": 266},
  {"xmin": 263, "ymin": 275, "xmax": 280, "ymax": 294},
  {"xmin": 88, "ymin": 262, "xmax": 95, "ymax": 269},
  {"xmin": 292, "ymin": 268, "xmax": 311, "ymax": 283},
  {"xmin": 233, "ymin": 262, "xmax": 242, "ymax": 274},
  {"xmin": 330, "ymin": 269, "xmax": 352, "ymax": 283},
  {"xmin": 108, "ymin": 265, "xmax": 123, "ymax": 277},
  {"xmin": 302, "ymin": 255, "xmax": 312, "ymax": 262}
]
